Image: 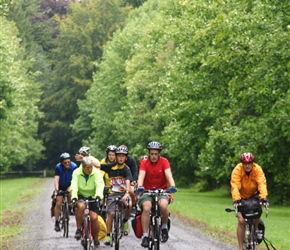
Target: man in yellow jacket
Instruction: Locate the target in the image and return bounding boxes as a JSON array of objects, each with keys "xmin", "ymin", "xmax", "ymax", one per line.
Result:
[
  {"xmin": 231, "ymin": 152, "xmax": 269, "ymax": 250},
  {"xmin": 71, "ymin": 156, "xmax": 104, "ymax": 249}
]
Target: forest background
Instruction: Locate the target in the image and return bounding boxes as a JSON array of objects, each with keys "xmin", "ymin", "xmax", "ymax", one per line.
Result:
[{"xmin": 0, "ymin": 0, "xmax": 289, "ymax": 204}]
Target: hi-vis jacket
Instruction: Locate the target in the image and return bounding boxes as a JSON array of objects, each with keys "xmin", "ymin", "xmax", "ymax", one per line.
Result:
[
  {"xmin": 71, "ymin": 166, "xmax": 104, "ymax": 200},
  {"xmin": 230, "ymin": 162, "xmax": 268, "ymax": 201}
]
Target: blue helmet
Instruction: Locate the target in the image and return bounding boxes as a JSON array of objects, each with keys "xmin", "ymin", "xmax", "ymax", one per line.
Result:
[{"xmin": 60, "ymin": 152, "xmax": 70, "ymax": 162}]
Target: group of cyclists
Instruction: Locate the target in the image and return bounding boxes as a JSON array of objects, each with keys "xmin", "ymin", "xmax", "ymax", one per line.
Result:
[
  {"xmin": 53, "ymin": 141, "xmax": 177, "ymax": 249},
  {"xmin": 53, "ymin": 143, "xmax": 270, "ymax": 250}
]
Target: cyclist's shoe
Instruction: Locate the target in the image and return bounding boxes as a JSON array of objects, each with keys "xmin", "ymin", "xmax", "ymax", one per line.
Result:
[
  {"xmin": 141, "ymin": 236, "xmax": 149, "ymax": 247},
  {"xmin": 255, "ymin": 230, "xmax": 263, "ymax": 240},
  {"xmin": 123, "ymin": 222, "xmax": 130, "ymax": 235},
  {"xmin": 94, "ymin": 240, "xmax": 100, "ymax": 250},
  {"xmin": 74, "ymin": 229, "xmax": 82, "ymax": 240},
  {"xmin": 161, "ymin": 228, "xmax": 169, "ymax": 243},
  {"xmin": 54, "ymin": 221, "xmax": 60, "ymax": 232},
  {"xmin": 104, "ymin": 235, "xmax": 112, "ymax": 246}
]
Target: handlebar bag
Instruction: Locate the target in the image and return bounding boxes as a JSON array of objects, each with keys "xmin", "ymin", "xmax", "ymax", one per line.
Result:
[{"xmin": 241, "ymin": 194, "xmax": 262, "ymax": 219}]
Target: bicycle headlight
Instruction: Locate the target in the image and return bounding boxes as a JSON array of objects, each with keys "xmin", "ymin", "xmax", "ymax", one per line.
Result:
[{"xmin": 84, "ymin": 208, "xmax": 90, "ymax": 215}]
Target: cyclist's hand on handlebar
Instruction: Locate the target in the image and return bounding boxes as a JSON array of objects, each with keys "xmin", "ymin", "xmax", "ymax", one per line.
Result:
[
  {"xmin": 233, "ymin": 200, "xmax": 242, "ymax": 208},
  {"xmin": 260, "ymin": 199, "xmax": 269, "ymax": 206},
  {"xmin": 137, "ymin": 186, "xmax": 145, "ymax": 194},
  {"xmin": 169, "ymin": 186, "xmax": 177, "ymax": 193}
]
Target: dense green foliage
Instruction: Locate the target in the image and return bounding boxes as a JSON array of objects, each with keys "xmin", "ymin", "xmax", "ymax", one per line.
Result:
[
  {"xmin": 0, "ymin": 16, "xmax": 44, "ymax": 173},
  {"xmin": 2, "ymin": 0, "xmax": 289, "ymax": 203},
  {"xmin": 75, "ymin": 0, "xmax": 290, "ymax": 203}
]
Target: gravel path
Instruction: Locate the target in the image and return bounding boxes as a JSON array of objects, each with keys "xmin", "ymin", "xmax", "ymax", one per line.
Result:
[{"xmin": 10, "ymin": 178, "xmax": 237, "ymax": 250}]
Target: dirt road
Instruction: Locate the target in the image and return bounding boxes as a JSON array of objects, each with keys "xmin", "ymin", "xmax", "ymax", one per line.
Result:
[{"xmin": 10, "ymin": 178, "xmax": 236, "ymax": 250}]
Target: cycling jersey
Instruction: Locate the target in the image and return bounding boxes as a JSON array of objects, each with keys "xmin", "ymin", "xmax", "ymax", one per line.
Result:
[
  {"xmin": 54, "ymin": 162, "xmax": 78, "ymax": 190},
  {"xmin": 70, "ymin": 166, "xmax": 104, "ymax": 200},
  {"xmin": 139, "ymin": 157, "xmax": 171, "ymax": 190},
  {"xmin": 101, "ymin": 163, "xmax": 133, "ymax": 193},
  {"xmin": 231, "ymin": 162, "xmax": 268, "ymax": 201}
]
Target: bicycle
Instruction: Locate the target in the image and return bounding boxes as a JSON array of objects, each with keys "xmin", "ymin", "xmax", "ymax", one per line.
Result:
[
  {"xmin": 58, "ymin": 190, "xmax": 70, "ymax": 238},
  {"xmin": 140, "ymin": 188, "xmax": 171, "ymax": 250},
  {"xmin": 225, "ymin": 202, "xmax": 268, "ymax": 250},
  {"xmin": 77, "ymin": 198, "xmax": 100, "ymax": 250},
  {"xmin": 108, "ymin": 195, "xmax": 130, "ymax": 250}
]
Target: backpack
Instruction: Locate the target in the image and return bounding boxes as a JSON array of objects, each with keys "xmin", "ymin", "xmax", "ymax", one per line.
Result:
[
  {"xmin": 98, "ymin": 216, "xmax": 107, "ymax": 241},
  {"xmin": 131, "ymin": 211, "xmax": 171, "ymax": 239},
  {"xmin": 241, "ymin": 194, "xmax": 262, "ymax": 219},
  {"xmin": 131, "ymin": 211, "xmax": 143, "ymax": 238},
  {"xmin": 50, "ymin": 192, "xmax": 56, "ymax": 218}
]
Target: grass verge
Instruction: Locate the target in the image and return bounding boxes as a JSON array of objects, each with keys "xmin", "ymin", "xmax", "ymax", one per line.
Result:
[
  {"xmin": 170, "ymin": 187, "xmax": 290, "ymax": 250},
  {"xmin": 0, "ymin": 177, "xmax": 48, "ymax": 249}
]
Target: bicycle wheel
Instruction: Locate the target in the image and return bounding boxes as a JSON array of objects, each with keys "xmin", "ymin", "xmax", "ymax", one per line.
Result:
[
  {"xmin": 59, "ymin": 205, "xmax": 64, "ymax": 230},
  {"xmin": 249, "ymin": 223, "xmax": 256, "ymax": 250},
  {"xmin": 62, "ymin": 202, "xmax": 69, "ymax": 237},
  {"xmin": 114, "ymin": 212, "xmax": 120, "ymax": 250},
  {"xmin": 152, "ymin": 217, "xmax": 160, "ymax": 250}
]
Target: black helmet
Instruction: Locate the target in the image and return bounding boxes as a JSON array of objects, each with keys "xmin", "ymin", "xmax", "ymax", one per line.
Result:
[
  {"xmin": 106, "ymin": 145, "xmax": 117, "ymax": 153},
  {"xmin": 115, "ymin": 146, "xmax": 128, "ymax": 155},
  {"xmin": 60, "ymin": 152, "xmax": 70, "ymax": 162},
  {"xmin": 147, "ymin": 141, "xmax": 162, "ymax": 150},
  {"xmin": 79, "ymin": 146, "xmax": 90, "ymax": 156}
]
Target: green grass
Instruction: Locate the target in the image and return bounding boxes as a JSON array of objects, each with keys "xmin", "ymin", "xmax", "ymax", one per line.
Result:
[
  {"xmin": 0, "ymin": 177, "xmax": 48, "ymax": 247},
  {"xmin": 170, "ymin": 188, "xmax": 290, "ymax": 250}
]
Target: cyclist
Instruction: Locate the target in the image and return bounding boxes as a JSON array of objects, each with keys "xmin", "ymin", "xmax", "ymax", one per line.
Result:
[
  {"xmin": 119, "ymin": 144, "xmax": 138, "ymax": 182},
  {"xmin": 137, "ymin": 141, "xmax": 177, "ymax": 247},
  {"xmin": 231, "ymin": 152, "xmax": 269, "ymax": 250},
  {"xmin": 53, "ymin": 152, "xmax": 78, "ymax": 232},
  {"xmin": 71, "ymin": 156, "xmax": 105, "ymax": 249},
  {"xmin": 100, "ymin": 146, "xmax": 133, "ymax": 246},
  {"xmin": 75, "ymin": 146, "xmax": 101, "ymax": 168},
  {"xmin": 100, "ymin": 145, "xmax": 116, "ymax": 186}
]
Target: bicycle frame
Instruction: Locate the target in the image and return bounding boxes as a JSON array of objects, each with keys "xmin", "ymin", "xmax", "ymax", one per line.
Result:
[
  {"xmin": 79, "ymin": 198, "xmax": 95, "ymax": 250},
  {"xmin": 142, "ymin": 189, "xmax": 171, "ymax": 250}
]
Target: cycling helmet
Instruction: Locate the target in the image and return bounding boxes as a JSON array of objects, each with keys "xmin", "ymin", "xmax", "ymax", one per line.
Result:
[
  {"xmin": 106, "ymin": 145, "xmax": 117, "ymax": 153},
  {"xmin": 79, "ymin": 146, "xmax": 90, "ymax": 156},
  {"xmin": 60, "ymin": 152, "xmax": 70, "ymax": 162},
  {"xmin": 147, "ymin": 141, "xmax": 162, "ymax": 150},
  {"xmin": 115, "ymin": 146, "xmax": 128, "ymax": 155},
  {"xmin": 240, "ymin": 152, "xmax": 255, "ymax": 163}
]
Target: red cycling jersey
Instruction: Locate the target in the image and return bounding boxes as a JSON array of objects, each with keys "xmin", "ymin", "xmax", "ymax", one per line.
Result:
[{"xmin": 139, "ymin": 156, "xmax": 171, "ymax": 190}]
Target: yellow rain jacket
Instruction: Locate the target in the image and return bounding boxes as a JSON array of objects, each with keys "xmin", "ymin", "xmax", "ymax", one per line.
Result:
[{"xmin": 231, "ymin": 162, "xmax": 268, "ymax": 201}]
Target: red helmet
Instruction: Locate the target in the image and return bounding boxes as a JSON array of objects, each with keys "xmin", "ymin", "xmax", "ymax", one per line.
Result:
[{"xmin": 240, "ymin": 152, "xmax": 255, "ymax": 163}]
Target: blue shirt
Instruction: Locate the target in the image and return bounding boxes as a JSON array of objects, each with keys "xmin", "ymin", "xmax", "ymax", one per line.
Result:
[{"xmin": 54, "ymin": 162, "xmax": 78, "ymax": 190}]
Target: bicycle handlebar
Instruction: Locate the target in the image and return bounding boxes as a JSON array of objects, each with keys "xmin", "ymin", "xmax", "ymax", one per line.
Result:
[{"xmin": 141, "ymin": 188, "xmax": 172, "ymax": 195}]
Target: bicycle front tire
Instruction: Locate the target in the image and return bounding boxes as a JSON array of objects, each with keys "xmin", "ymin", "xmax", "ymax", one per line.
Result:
[
  {"xmin": 113, "ymin": 212, "xmax": 120, "ymax": 250},
  {"xmin": 151, "ymin": 216, "xmax": 160, "ymax": 250},
  {"xmin": 62, "ymin": 202, "xmax": 69, "ymax": 237}
]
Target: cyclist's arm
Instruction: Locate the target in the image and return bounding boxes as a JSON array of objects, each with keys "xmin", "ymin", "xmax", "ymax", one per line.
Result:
[
  {"xmin": 70, "ymin": 169, "xmax": 79, "ymax": 200},
  {"xmin": 137, "ymin": 170, "xmax": 146, "ymax": 187},
  {"xmin": 230, "ymin": 165, "xmax": 242, "ymax": 201},
  {"xmin": 54, "ymin": 175, "xmax": 60, "ymax": 191},
  {"xmin": 100, "ymin": 162, "xmax": 117, "ymax": 172},
  {"xmin": 164, "ymin": 168, "xmax": 175, "ymax": 187},
  {"xmin": 94, "ymin": 169, "xmax": 105, "ymax": 200},
  {"xmin": 255, "ymin": 164, "xmax": 268, "ymax": 200}
]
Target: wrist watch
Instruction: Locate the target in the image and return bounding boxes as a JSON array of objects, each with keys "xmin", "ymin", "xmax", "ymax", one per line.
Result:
[{"xmin": 126, "ymin": 190, "xmax": 129, "ymax": 194}]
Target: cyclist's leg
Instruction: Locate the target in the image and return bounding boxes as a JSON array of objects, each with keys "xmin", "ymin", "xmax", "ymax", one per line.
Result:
[
  {"xmin": 54, "ymin": 195, "xmax": 63, "ymax": 221},
  {"xmin": 237, "ymin": 212, "xmax": 245, "ymax": 250},
  {"xmin": 75, "ymin": 200, "xmax": 85, "ymax": 239},
  {"xmin": 159, "ymin": 197, "xmax": 170, "ymax": 242},
  {"xmin": 104, "ymin": 197, "xmax": 115, "ymax": 245},
  {"xmin": 90, "ymin": 211, "xmax": 100, "ymax": 240}
]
